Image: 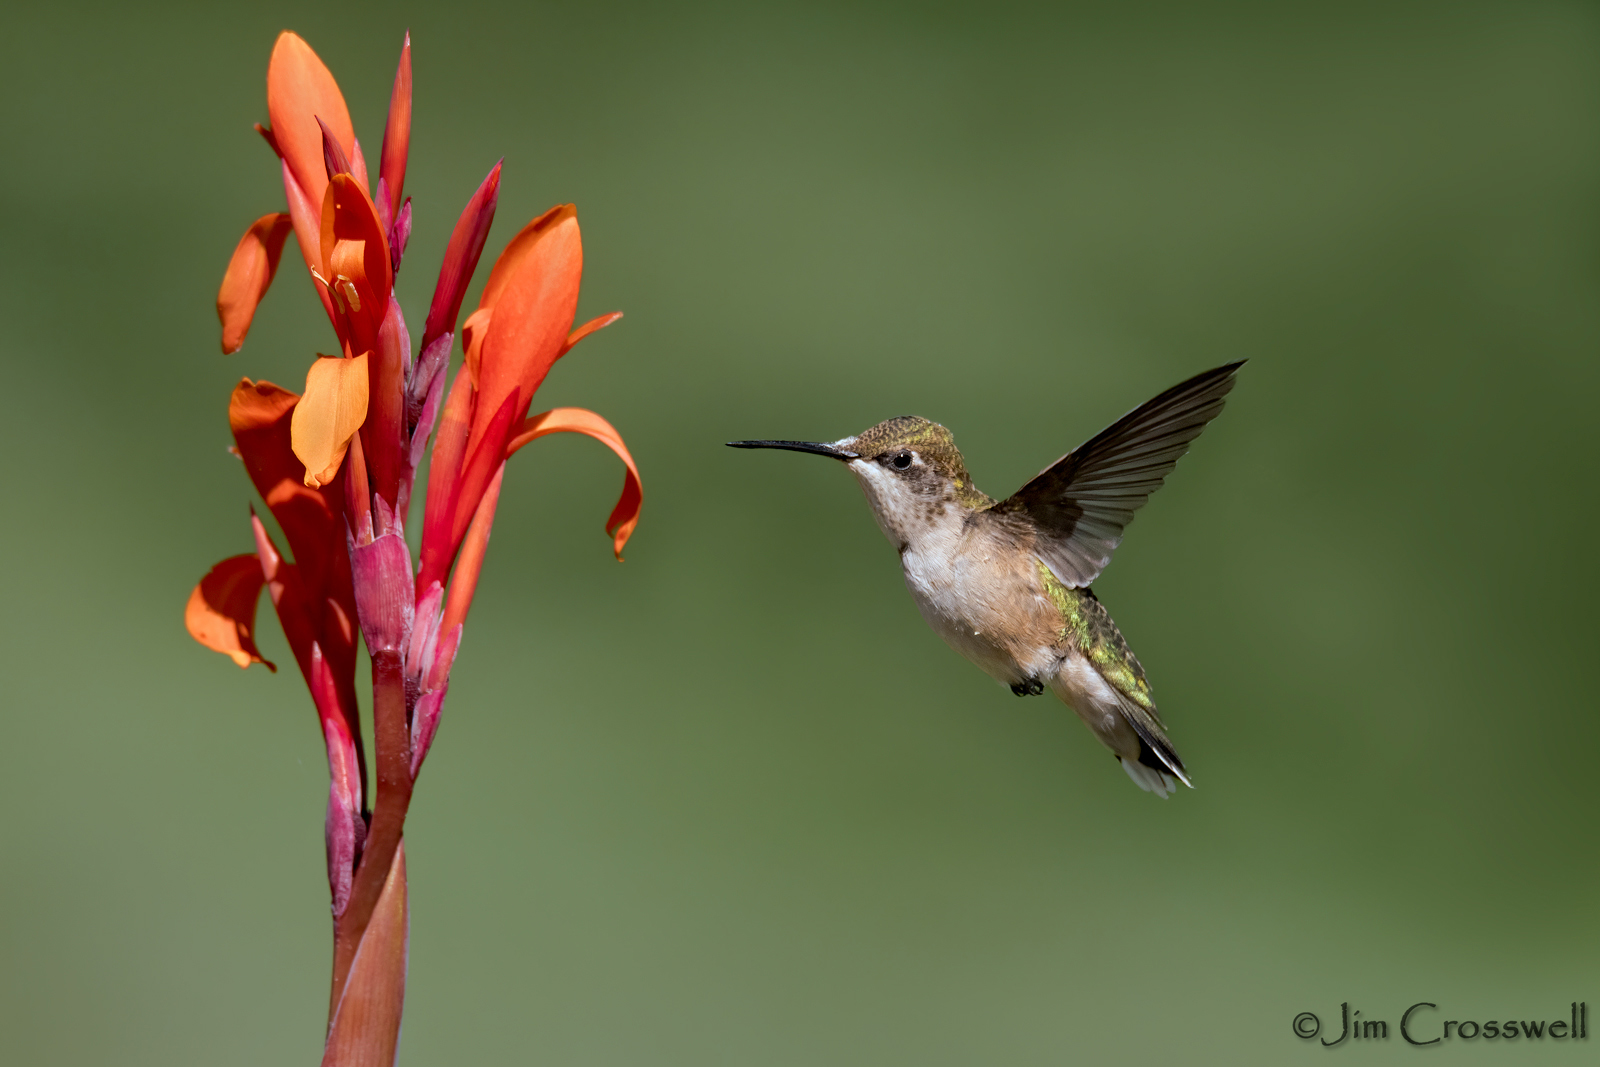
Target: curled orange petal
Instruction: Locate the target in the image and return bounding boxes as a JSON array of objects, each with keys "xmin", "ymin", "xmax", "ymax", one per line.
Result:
[
  {"xmin": 292, "ymin": 354, "xmax": 370, "ymax": 488},
  {"xmin": 185, "ymin": 554, "xmax": 276, "ymax": 670},
  {"xmin": 506, "ymin": 407, "xmax": 641, "ymax": 560},
  {"xmin": 266, "ymin": 32, "xmax": 356, "ymax": 222},
  {"xmin": 217, "ymin": 213, "xmax": 292, "ymax": 354},
  {"xmin": 560, "ymin": 311, "xmax": 622, "ymax": 358}
]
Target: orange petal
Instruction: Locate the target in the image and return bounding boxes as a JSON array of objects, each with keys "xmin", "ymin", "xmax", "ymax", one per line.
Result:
[
  {"xmin": 560, "ymin": 311, "xmax": 622, "ymax": 358},
  {"xmin": 506, "ymin": 407, "xmax": 641, "ymax": 560},
  {"xmin": 472, "ymin": 207, "xmax": 582, "ymax": 451},
  {"xmin": 280, "ymin": 158, "xmax": 339, "ymax": 328},
  {"xmin": 185, "ymin": 554, "xmax": 276, "ymax": 670},
  {"xmin": 477, "ymin": 203, "xmax": 572, "ymax": 315},
  {"xmin": 266, "ymin": 32, "xmax": 356, "ymax": 225},
  {"xmin": 217, "ymin": 213, "xmax": 293, "ymax": 354},
  {"xmin": 292, "ymin": 354, "xmax": 370, "ymax": 488},
  {"xmin": 231, "ymin": 376, "xmax": 299, "ymax": 431}
]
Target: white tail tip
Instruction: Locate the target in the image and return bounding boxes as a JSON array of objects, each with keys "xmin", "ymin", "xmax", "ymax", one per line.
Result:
[{"xmin": 1122, "ymin": 758, "xmax": 1179, "ymax": 798}]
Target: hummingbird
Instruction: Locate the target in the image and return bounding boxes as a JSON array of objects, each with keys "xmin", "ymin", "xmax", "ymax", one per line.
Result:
[{"xmin": 728, "ymin": 361, "xmax": 1243, "ymax": 797}]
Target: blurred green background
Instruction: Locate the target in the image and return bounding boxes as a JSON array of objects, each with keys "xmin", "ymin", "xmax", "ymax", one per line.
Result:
[{"xmin": 2, "ymin": 1, "xmax": 1597, "ymax": 1063}]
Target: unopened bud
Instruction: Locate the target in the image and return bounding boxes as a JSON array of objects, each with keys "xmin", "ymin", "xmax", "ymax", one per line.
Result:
[{"xmin": 350, "ymin": 530, "xmax": 414, "ymax": 654}]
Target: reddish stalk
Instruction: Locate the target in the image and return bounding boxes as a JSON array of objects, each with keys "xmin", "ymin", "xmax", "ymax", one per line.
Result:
[{"xmin": 329, "ymin": 648, "xmax": 411, "ymax": 1013}]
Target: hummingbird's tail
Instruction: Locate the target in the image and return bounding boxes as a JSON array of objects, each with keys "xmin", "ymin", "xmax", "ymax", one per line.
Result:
[
  {"xmin": 1121, "ymin": 754, "xmax": 1181, "ymax": 798},
  {"xmin": 1120, "ymin": 701, "xmax": 1192, "ymax": 799},
  {"xmin": 1049, "ymin": 654, "xmax": 1193, "ymax": 798}
]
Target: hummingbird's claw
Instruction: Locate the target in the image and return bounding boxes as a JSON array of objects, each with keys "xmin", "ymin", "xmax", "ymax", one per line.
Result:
[{"xmin": 1010, "ymin": 678, "xmax": 1046, "ymax": 697}]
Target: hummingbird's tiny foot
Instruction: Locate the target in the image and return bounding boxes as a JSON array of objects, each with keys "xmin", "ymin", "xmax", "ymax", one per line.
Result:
[{"xmin": 1010, "ymin": 678, "xmax": 1045, "ymax": 697}]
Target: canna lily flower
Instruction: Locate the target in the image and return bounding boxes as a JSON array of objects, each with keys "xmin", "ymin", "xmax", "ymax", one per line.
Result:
[{"xmin": 186, "ymin": 29, "xmax": 641, "ymax": 1066}]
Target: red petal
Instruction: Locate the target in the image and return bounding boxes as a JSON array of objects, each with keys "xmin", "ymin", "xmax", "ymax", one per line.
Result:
[
  {"xmin": 185, "ymin": 554, "xmax": 276, "ymax": 669},
  {"xmin": 255, "ymin": 122, "xmax": 281, "ymax": 157},
  {"xmin": 318, "ymin": 643, "xmax": 365, "ymax": 915},
  {"xmin": 440, "ymin": 463, "xmax": 504, "ymax": 638},
  {"xmin": 378, "ymin": 33, "xmax": 412, "ymax": 216},
  {"xmin": 251, "ymin": 516, "xmax": 320, "ymax": 685},
  {"xmin": 266, "ymin": 32, "xmax": 355, "ymax": 232},
  {"xmin": 217, "ymin": 213, "xmax": 293, "ymax": 354},
  {"xmin": 319, "ymin": 173, "xmax": 394, "ymax": 354},
  {"xmin": 348, "ymin": 137, "xmax": 370, "ymax": 193},
  {"xmin": 417, "ymin": 368, "xmax": 475, "ymax": 594},
  {"xmin": 444, "ymin": 392, "xmax": 520, "ymax": 566},
  {"xmin": 317, "ymin": 116, "xmax": 353, "ymax": 178},
  {"xmin": 360, "ymin": 297, "xmax": 408, "ymax": 507},
  {"xmin": 228, "ymin": 379, "xmax": 360, "ymax": 689},
  {"xmin": 421, "ymin": 162, "xmax": 501, "ymax": 353},
  {"xmin": 253, "ymin": 516, "xmax": 366, "ymax": 791},
  {"xmin": 506, "ymin": 407, "xmax": 642, "ymax": 560}
]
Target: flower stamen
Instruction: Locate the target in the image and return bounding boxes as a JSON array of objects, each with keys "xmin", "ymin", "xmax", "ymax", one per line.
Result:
[{"xmin": 337, "ymin": 276, "xmax": 362, "ymax": 313}]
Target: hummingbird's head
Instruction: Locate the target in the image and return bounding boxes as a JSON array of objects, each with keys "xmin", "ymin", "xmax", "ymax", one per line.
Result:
[{"xmin": 728, "ymin": 416, "xmax": 993, "ymax": 550}]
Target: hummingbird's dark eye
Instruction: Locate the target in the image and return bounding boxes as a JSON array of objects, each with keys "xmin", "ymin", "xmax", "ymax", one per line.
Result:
[{"xmin": 891, "ymin": 451, "xmax": 913, "ymax": 470}]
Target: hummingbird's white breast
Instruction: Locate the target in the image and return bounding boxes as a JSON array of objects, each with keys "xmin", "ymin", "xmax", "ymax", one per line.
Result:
[{"xmin": 846, "ymin": 457, "xmax": 1062, "ymax": 687}]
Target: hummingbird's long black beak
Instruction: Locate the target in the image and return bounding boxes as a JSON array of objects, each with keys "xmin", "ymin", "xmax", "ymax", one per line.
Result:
[{"xmin": 726, "ymin": 440, "xmax": 860, "ymax": 460}]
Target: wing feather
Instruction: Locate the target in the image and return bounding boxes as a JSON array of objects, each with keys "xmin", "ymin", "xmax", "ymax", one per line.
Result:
[{"xmin": 992, "ymin": 361, "xmax": 1244, "ymax": 586}]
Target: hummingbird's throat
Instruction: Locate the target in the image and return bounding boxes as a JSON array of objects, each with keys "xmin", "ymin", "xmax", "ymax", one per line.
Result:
[{"xmin": 847, "ymin": 457, "xmax": 967, "ymax": 552}]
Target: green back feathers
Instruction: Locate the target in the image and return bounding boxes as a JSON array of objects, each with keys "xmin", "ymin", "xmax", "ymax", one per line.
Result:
[{"xmin": 1035, "ymin": 560, "xmax": 1158, "ymax": 715}]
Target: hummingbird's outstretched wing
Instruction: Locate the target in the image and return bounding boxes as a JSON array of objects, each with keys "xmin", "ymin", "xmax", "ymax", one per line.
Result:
[{"xmin": 992, "ymin": 361, "xmax": 1244, "ymax": 587}]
